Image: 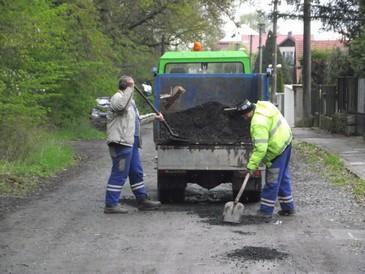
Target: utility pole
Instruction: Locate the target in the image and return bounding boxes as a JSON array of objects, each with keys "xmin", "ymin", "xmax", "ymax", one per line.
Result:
[
  {"xmin": 271, "ymin": 0, "xmax": 279, "ymax": 101},
  {"xmin": 258, "ymin": 23, "xmax": 264, "ymax": 73},
  {"xmin": 303, "ymin": 0, "xmax": 312, "ymax": 120}
]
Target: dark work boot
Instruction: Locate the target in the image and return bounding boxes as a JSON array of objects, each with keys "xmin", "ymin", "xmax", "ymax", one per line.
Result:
[
  {"xmin": 255, "ymin": 210, "xmax": 273, "ymax": 223},
  {"xmin": 278, "ymin": 209, "xmax": 296, "ymax": 216},
  {"xmin": 104, "ymin": 205, "xmax": 128, "ymax": 214},
  {"xmin": 137, "ymin": 198, "xmax": 161, "ymax": 211}
]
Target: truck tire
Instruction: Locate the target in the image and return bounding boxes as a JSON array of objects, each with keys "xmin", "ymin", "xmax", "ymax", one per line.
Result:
[{"xmin": 157, "ymin": 173, "xmax": 186, "ymax": 204}]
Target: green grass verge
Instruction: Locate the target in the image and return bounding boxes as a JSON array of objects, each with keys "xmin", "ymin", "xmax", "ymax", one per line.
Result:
[
  {"xmin": 0, "ymin": 121, "xmax": 105, "ymax": 197},
  {"xmin": 295, "ymin": 141, "xmax": 365, "ymax": 202},
  {"xmin": 56, "ymin": 120, "xmax": 106, "ymax": 140},
  {"xmin": 0, "ymin": 135, "xmax": 75, "ymax": 197}
]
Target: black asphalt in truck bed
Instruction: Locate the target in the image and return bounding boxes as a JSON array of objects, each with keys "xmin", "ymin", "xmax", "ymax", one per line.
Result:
[{"xmin": 159, "ymin": 102, "xmax": 251, "ymax": 145}]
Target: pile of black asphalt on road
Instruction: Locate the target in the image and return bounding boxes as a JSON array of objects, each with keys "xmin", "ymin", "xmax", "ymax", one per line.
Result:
[{"xmin": 158, "ymin": 102, "xmax": 251, "ymax": 145}]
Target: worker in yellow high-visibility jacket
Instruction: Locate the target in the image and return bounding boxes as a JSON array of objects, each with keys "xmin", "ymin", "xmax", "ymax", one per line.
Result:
[{"xmin": 237, "ymin": 99, "xmax": 295, "ymax": 219}]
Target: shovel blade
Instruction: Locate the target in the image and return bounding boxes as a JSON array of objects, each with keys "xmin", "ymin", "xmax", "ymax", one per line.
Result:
[{"xmin": 223, "ymin": 201, "xmax": 245, "ymax": 224}]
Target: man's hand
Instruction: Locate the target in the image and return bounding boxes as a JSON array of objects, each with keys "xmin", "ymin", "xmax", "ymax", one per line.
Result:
[
  {"xmin": 247, "ymin": 168, "xmax": 255, "ymax": 176},
  {"xmin": 155, "ymin": 112, "xmax": 165, "ymax": 121}
]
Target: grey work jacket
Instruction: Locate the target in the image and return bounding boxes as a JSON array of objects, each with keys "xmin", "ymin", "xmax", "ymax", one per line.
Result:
[{"xmin": 106, "ymin": 87, "xmax": 140, "ymax": 147}]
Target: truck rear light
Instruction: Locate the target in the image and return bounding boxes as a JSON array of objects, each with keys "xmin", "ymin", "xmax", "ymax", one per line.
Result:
[
  {"xmin": 244, "ymin": 170, "xmax": 261, "ymax": 177},
  {"xmin": 253, "ymin": 170, "xmax": 261, "ymax": 177}
]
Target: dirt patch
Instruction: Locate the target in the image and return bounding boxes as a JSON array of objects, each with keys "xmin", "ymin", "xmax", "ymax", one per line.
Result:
[
  {"xmin": 226, "ymin": 246, "xmax": 288, "ymax": 261},
  {"xmin": 159, "ymin": 102, "xmax": 251, "ymax": 144}
]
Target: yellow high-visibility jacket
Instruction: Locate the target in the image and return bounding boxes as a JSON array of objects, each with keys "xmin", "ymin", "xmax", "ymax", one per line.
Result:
[{"xmin": 247, "ymin": 101, "xmax": 292, "ymax": 171}]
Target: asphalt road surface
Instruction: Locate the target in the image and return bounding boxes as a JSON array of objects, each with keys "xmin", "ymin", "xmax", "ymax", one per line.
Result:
[{"xmin": 0, "ymin": 124, "xmax": 364, "ymax": 273}]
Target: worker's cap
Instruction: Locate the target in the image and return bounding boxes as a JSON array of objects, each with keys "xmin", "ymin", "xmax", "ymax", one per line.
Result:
[{"xmin": 236, "ymin": 99, "xmax": 255, "ymax": 114}]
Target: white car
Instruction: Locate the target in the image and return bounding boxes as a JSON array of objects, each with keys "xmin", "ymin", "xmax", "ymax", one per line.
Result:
[{"xmin": 90, "ymin": 97, "xmax": 110, "ymax": 130}]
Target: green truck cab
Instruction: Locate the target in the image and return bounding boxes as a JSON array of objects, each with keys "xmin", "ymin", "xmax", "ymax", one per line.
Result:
[
  {"xmin": 158, "ymin": 50, "xmax": 251, "ymax": 74},
  {"xmin": 153, "ymin": 50, "xmax": 268, "ymax": 203}
]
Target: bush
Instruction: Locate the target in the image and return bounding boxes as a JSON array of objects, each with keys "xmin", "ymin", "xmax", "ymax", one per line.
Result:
[{"xmin": 0, "ymin": 100, "xmax": 46, "ymax": 161}]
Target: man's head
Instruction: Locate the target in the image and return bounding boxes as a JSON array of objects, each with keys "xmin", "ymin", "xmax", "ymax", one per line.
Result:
[
  {"xmin": 237, "ymin": 99, "xmax": 255, "ymax": 120},
  {"xmin": 118, "ymin": 75, "xmax": 134, "ymax": 90}
]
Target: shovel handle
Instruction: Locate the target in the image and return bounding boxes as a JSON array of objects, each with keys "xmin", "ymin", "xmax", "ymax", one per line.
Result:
[
  {"xmin": 234, "ymin": 173, "xmax": 250, "ymax": 204},
  {"xmin": 134, "ymin": 86, "xmax": 160, "ymax": 114},
  {"xmin": 134, "ymin": 85, "xmax": 182, "ymax": 138}
]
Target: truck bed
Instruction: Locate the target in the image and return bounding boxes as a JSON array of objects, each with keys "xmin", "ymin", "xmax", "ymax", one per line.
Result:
[{"xmin": 153, "ymin": 74, "xmax": 268, "ymax": 145}]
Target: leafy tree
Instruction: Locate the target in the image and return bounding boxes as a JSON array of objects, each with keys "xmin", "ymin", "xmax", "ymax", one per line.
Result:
[
  {"xmin": 0, "ymin": 0, "xmax": 241, "ymax": 161},
  {"xmin": 283, "ymin": 0, "xmax": 363, "ymax": 42},
  {"xmin": 93, "ymin": 0, "xmax": 240, "ymax": 109},
  {"xmin": 310, "ymin": 0, "xmax": 364, "ymax": 77},
  {"xmin": 94, "ymin": 0, "xmax": 237, "ymax": 53},
  {"xmin": 349, "ymin": 27, "xmax": 365, "ymax": 77},
  {"xmin": 311, "ymin": 0, "xmax": 363, "ymax": 42},
  {"xmin": 0, "ymin": 0, "xmax": 118, "ymax": 160},
  {"xmin": 311, "ymin": 49, "xmax": 330, "ymax": 84},
  {"xmin": 327, "ymin": 48, "xmax": 353, "ymax": 80},
  {"xmin": 284, "ymin": 0, "xmax": 363, "ymax": 76},
  {"xmin": 239, "ymin": 10, "xmax": 272, "ymax": 32}
]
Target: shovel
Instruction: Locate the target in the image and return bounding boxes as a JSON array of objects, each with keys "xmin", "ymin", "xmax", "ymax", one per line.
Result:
[
  {"xmin": 134, "ymin": 86, "xmax": 188, "ymax": 142},
  {"xmin": 160, "ymin": 86, "xmax": 186, "ymax": 110},
  {"xmin": 223, "ymin": 173, "xmax": 250, "ymax": 224}
]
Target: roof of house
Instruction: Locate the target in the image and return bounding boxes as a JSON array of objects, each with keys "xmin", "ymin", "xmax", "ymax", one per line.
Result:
[
  {"xmin": 312, "ymin": 40, "xmax": 345, "ymax": 50},
  {"xmin": 218, "ymin": 30, "xmax": 345, "ymax": 57},
  {"xmin": 277, "ymin": 33, "xmax": 305, "ymax": 45},
  {"xmin": 276, "ymin": 32, "xmax": 345, "ymax": 61}
]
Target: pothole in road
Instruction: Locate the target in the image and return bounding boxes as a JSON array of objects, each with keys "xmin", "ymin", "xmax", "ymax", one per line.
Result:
[
  {"xmin": 187, "ymin": 205, "xmax": 273, "ymax": 226},
  {"xmin": 225, "ymin": 246, "xmax": 288, "ymax": 261}
]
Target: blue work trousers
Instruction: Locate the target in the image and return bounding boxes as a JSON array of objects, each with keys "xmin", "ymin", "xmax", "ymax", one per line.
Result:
[
  {"xmin": 260, "ymin": 144, "xmax": 295, "ymax": 215},
  {"xmin": 105, "ymin": 136, "xmax": 147, "ymax": 207}
]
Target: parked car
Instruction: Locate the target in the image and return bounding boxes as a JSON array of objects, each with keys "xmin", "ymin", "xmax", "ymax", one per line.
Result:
[{"xmin": 90, "ymin": 97, "xmax": 110, "ymax": 130}]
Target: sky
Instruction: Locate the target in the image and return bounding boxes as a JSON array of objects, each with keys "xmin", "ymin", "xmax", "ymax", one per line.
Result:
[{"xmin": 224, "ymin": 0, "xmax": 341, "ymax": 40}]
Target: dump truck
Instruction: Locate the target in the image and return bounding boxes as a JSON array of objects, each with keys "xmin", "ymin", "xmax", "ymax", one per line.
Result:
[{"xmin": 153, "ymin": 49, "xmax": 270, "ymax": 203}]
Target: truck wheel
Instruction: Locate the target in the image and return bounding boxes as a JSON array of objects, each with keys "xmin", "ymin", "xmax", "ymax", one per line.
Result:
[
  {"xmin": 243, "ymin": 191, "xmax": 261, "ymax": 203},
  {"xmin": 169, "ymin": 188, "xmax": 185, "ymax": 203},
  {"xmin": 157, "ymin": 173, "xmax": 186, "ymax": 204},
  {"xmin": 157, "ymin": 184, "xmax": 170, "ymax": 204}
]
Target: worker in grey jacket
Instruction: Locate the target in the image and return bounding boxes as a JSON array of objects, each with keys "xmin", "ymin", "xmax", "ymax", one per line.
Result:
[{"xmin": 104, "ymin": 75, "xmax": 163, "ymax": 214}]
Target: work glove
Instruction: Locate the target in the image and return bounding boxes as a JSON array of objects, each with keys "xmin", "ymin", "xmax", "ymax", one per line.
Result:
[{"xmin": 247, "ymin": 168, "xmax": 255, "ymax": 176}]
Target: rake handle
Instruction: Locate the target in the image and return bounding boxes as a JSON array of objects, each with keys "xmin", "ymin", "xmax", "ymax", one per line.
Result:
[{"xmin": 234, "ymin": 173, "xmax": 250, "ymax": 204}]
